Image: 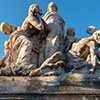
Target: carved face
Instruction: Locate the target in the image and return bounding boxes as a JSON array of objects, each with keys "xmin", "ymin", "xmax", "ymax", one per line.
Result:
[
  {"xmin": 34, "ymin": 6, "xmax": 42, "ymax": 15},
  {"xmin": 29, "ymin": 4, "xmax": 42, "ymax": 16},
  {"xmin": 86, "ymin": 26, "xmax": 96, "ymax": 35},
  {"xmin": 48, "ymin": 2, "xmax": 58, "ymax": 12},
  {"xmin": 67, "ymin": 28, "xmax": 75, "ymax": 37},
  {"xmin": 93, "ymin": 30, "xmax": 100, "ymax": 44}
]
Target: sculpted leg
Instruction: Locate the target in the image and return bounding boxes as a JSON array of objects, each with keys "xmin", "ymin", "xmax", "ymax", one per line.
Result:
[{"xmin": 29, "ymin": 51, "xmax": 66, "ymax": 76}]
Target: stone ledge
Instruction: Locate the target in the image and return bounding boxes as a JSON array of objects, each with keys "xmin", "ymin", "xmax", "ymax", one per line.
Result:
[
  {"xmin": 0, "ymin": 76, "xmax": 100, "ymax": 100},
  {"xmin": 0, "ymin": 94, "xmax": 100, "ymax": 100},
  {"xmin": 0, "ymin": 76, "xmax": 100, "ymax": 93}
]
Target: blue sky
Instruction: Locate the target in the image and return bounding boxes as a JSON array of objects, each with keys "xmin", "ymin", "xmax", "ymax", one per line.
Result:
[{"xmin": 0, "ymin": 0, "xmax": 100, "ymax": 58}]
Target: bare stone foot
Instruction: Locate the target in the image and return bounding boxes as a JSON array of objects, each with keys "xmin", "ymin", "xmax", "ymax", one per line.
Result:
[
  {"xmin": 29, "ymin": 68, "xmax": 42, "ymax": 76},
  {"xmin": 44, "ymin": 71, "xmax": 56, "ymax": 76},
  {"xmin": 88, "ymin": 68, "xmax": 95, "ymax": 74}
]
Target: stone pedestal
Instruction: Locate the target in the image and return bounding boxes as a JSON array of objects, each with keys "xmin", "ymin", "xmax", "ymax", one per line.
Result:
[{"xmin": 0, "ymin": 75, "xmax": 100, "ymax": 100}]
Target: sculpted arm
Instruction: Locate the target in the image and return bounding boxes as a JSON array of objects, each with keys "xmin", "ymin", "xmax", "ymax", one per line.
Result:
[
  {"xmin": 89, "ymin": 41, "xmax": 97, "ymax": 66},
  {"xmin": 27, "ymin": 16, "xmax": 44, "ymax": 31},
  {"xmin": 42, "ymin": 19, "xmax": 50, "ymax": 32}
]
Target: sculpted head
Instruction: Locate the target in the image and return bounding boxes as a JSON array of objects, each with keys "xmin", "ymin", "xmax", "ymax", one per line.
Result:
[
  {"xmin": 86, "ymin": 26, "xmax": 96, "ymax": 35},
  {"xmin": 92, "ymin": 30, "xmax": 100, "ymax": 44},
  {"xmin": 0, "ymin": 22, "xmax": 12, "ymax": 35},
  {"xmin": 29, "ymin": 4, "xmax": 42, "ymax": 16},
  {"xmin": 48, "ymin": 2, "xmax": 58, "ymax": 12},
  {"xmin": 66, "ymin": 28, "xmax": 75, "ymax": 37}
]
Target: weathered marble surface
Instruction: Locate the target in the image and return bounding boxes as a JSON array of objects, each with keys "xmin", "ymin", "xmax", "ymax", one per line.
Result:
[
  {"xmin": 0, "ymin": 2, "xmax": 100, "ymax": 99},
  {"xmin": 0, "ymin": 76, "xmax": 100, "ymax": 93},
  {"xmin": 0, "ymin": 76, "xmax": 100, "ymax": 99},
  {"xmin": 0, "ymin": 2, "xmax": 100, "ymax": 76},
  {"xmin": 0, "ymin": 4, "xmax": 49, "ymax": 75}
]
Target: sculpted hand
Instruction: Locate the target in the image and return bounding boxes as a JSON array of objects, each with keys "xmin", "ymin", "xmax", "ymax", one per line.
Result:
[{"xmin": 35, "ymin": 13, "xmax": 40, "ymax": 18}]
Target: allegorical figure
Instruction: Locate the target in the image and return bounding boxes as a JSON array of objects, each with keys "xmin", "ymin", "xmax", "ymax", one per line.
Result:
[
  {"xmin": 86, "ymin": 25, "xmax": 100, "ymax": 64},
  {"xmin": 29, "ymin": 2, "xmax": 67, "ymax": 76},
  {"xmin": 0, "ymin": 22, "xmax": 33, "ymax": 75},
  {"xmin": 67, "ymin": 29, "xmax": 100, "ymax": 74},
  {"xmin": 0, "ymin": 23, "xmax": 18, "ymax": 68},
  {"xmin": 43, "ymin": 2, "xmax": 65, "ymax": 59},
  {"xmin": 21, "ymin": 4, "xmax": 49, "ymax": 67},
  {"xmin": 0, "ymin": 4, "xmax": 47, "ymax": 75}
]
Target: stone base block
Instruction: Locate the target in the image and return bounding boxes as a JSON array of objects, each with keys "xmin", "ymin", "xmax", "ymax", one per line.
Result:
[{"xmin": 0, "ymin": 76, "xmax": 100, "ymax": 100}]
